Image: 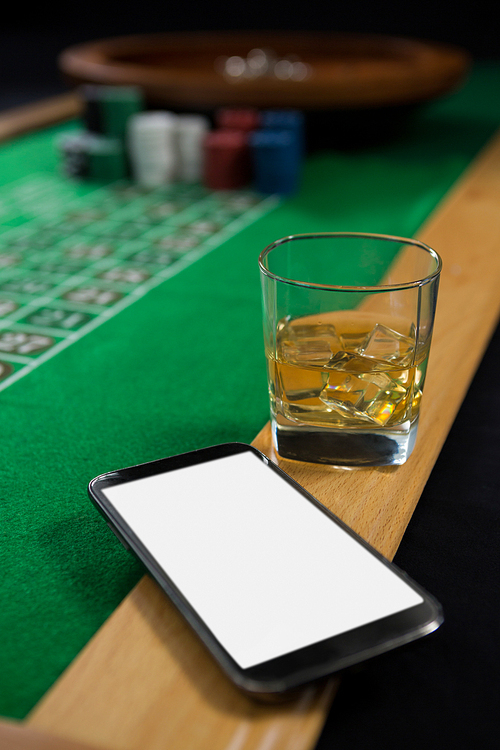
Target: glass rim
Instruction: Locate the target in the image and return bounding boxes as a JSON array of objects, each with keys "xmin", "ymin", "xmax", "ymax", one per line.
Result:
[{"xmin": 258, "ymin": 232, "xmax": 442, "ymax": 292}]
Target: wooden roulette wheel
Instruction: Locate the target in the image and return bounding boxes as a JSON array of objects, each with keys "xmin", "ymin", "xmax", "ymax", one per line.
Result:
[{"xmin": 58, "ymin": 32, "xmax": 471, "ymax": 146}]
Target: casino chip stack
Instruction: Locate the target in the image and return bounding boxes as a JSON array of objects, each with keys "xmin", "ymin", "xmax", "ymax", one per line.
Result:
[
  {"xmin": 58, "ymin": 132, "xmax": 92, "ymax": 179},
  {"xmin": 203, "ymin": 130, "xmax": 252, "ymax": 190},
  {"xmin": 261, "ymin": 109, "xmax": 305, "ymax": 155},
  {"xmin": 250, "ymin": 109, "xmax": 304, "ymax": 195},
  {"xmin": 88, "ymin": 137, "xmax": 128, "ymax": 182},
  {"xmin": 127, "ymin": 112, "xmax": 178, "ymax": 187},
  {"xmin": 176, "ymin": 114, "xmax": 210, "ymax": 183},
  {"xmin": 57, "ymin": 132, "xmax": 127, "ymax": 181},
  {"xmin": 202, "ymin": 108, "xmax": 260, "ymax": 190},
  {"xmin": 215, "ymin": 107, "xmax": 261, "ymax": 133},
  {"xmin": 99, "ymin": 87, "xmax": 145, "ymax": 141},
  {"xmin": 58, "ymin": 84, "xmax": 305, "ymax": 194},
  {"xmin": 58, "ymin": 85, "xmax": 145, "ymax": 182},
  {"xmin": 81, "ymin": 85, "xmax": 144, "ymax": 140},
  {"xmin": 80, "ymin": 85, "xmax": 103, "ymax": 134},
  {"xmin": 249, "ymin": 129, "xmax": 301, "ymax": 195}
]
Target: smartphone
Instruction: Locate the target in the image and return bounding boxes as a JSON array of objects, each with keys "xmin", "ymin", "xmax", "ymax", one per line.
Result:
[{"xmin": 88, "ymin": 442, "xmax": 442, "ymax": 696}]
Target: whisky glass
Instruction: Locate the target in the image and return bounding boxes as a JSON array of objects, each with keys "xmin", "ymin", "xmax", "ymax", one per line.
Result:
[{"xmin": 259, "ymin": 233, "xmax": 441, "ymax": 466}]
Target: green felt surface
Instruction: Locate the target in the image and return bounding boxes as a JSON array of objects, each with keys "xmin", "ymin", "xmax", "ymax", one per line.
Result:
[{"xmin": 1, "ymin": 64, "xmax": 500, "ymax": 720}]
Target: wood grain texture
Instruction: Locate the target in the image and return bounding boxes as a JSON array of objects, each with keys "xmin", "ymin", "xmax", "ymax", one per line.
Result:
[
  {"xmin": 28, "ymin": 576, "xmax": 339, "ymax": 750},
  {"xmin": 0, "ymin": 718, "xmax": 102, "ymax": 750},
  {"xmin": 26, "ymin": 128, "xmax": 500, "ymax": 749}
]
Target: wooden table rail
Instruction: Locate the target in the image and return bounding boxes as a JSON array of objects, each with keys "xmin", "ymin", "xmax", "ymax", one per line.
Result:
[{"xmin": 0, "ymin": 93, "xmax": 82, "ymax": 142}]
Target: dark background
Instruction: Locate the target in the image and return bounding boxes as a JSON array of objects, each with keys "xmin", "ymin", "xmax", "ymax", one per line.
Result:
[
  {"xmin": 0, "ymin": 1, "xmax": 498, "ymax": 109},
  {"xmin": 1, "ymin": 3, "xmax": 499, "ymax": 748}
]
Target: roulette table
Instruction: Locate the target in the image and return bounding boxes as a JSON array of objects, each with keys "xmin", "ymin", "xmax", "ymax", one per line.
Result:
[{"xmin": 0, "ymin": 62, "xmax": 499, "ymax": 750}]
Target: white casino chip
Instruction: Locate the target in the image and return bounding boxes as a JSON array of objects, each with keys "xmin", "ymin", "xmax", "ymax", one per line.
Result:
[
  {"xmin": 127, "ymin": 112, "xmax": 178, "ymax": 187},
  {"xmin": 176, "ymin": 114, "xmax": 210, "ymax": 183}
]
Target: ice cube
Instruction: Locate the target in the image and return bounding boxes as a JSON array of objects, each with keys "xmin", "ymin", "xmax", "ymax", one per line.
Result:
[
  {"xmin": 286, "ymin": 387, "xmax": 324, "ymax": 402},
  {"xmin": 359, "ymin": 324, "xmax": 415, "ymax": 366},
  {"xmin": 278, "ymin": 321, "xmax": 341, "ymax": 366},
  {"xmin": 319, "ymin": 372, "xmax": 378, "ymax": 424},
  {"xmin": 358, "ymin": 370, "xmax": 402, "ymax": 391},
  {"xmin": 319, "ymin": 367, "xmax": 411, "ymax": 427},
  {"xmin": 364, "ymin": 389, "xmax": 410, "ymax": 425},
  {"xmin": 276, "ymin": 360, "xmax": 325, "ymax": 401},
  {"xmin": 319, "ymin": 373, "xmax": 364, "ymax": 407},
  {"xmin": 322, "ymin": 397, "xmax": 378, "ymax": 425},
  {"xmin": 339, "ymin": 330, "xmax": 370, "ymax": 352},
  {"xmin": 281, "ymin": 338, "xmax": 333, "ymax": 365},
  {"xmin": 286, "ymin": 321, "xmax": 340, "ymax": 344},
  {"xmin": 329, "ymin": 351, "xmax": 383, "ymax": 373},
  {"xmin": 320, "ymin": 372, "xmax": 365, "ymax": 403},
  {"xmin": 359, "ymin": 371, "xmax": 409, "ymax": 425}
]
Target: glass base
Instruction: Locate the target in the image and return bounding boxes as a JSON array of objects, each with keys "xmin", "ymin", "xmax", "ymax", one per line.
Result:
[{"xmin": 271, "ymin": 417, "xmax": 418, "ymax": 467}]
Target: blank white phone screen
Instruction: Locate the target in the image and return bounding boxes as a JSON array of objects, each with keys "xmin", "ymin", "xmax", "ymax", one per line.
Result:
[{"xmin": 103, "ymin": 451, "xmax": 422, "ymax": 669}]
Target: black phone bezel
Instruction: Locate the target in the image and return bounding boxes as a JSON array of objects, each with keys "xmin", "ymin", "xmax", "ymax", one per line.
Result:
[{"xmin": 88, "ymin": 442, "xmax": 443, "ymax": 696}]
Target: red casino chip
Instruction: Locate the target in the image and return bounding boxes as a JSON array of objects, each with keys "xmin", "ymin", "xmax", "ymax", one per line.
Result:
[{"xmin": 203, "ymin": 130, "xmax": 252, "ymax": 190}]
